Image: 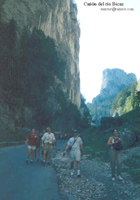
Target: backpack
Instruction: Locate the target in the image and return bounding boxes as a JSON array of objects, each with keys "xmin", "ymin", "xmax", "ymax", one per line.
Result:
[{"xmin": 113, "ymin": 138, "xmax": 123, "ymax": 151}]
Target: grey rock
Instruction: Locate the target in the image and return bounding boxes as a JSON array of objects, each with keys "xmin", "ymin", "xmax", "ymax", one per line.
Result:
[
  {"xmin": 1, "ymin": 0, "xmax": 81, "ymax": 107},
  {"xmin": 88, "ymin": 68, "xmax": 137, "ymax": 124},
  {"xmin": 120, "ymin": 128, "xmax": 136, "ymax": 148},
  {"xmin": 53, "ymin": 147, "xmax": 140, "ymax": 200}
]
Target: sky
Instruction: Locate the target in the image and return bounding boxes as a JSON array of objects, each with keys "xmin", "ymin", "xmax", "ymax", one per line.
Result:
[{"xmin": 73, "ymin": 0, "xmax": 140, "ymax": 103}]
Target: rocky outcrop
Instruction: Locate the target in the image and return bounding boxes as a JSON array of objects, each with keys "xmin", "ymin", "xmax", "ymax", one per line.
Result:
[
  {"xmin": 1, "ymin": 0, "xmax": 80, "ymax": 108},
  {"xmin": 120, "ymin": 128, "xmax": 136, "ymax": 148},
  {"xmin": 88, "ymin": 68, "xmax": 137, "ymax": 124},
  {"xmin": 100, "ymin": 68, "xmax": 137, "ymax": 98}
]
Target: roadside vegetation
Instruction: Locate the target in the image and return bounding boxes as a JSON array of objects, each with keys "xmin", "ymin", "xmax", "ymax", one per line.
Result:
[{"xmin": 84, "ymin": 108, "xmax": 140, "ymax": 184}]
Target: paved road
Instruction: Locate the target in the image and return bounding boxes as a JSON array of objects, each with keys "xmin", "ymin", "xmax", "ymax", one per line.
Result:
[{"xmin": 0, "ymin": 140, "xmax": 67, "ymax": 200}]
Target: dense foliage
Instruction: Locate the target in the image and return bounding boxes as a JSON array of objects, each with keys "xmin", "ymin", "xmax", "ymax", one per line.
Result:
[
  {"xmin": 112, "ymin": 83, "xmax": 140, "ymax": 117},
  {"xmin": 80, "ymin": 95, "xmax": 92, "ymax": 128},
  {"xmin": 88, "ymin": 81, "xmax": 140, "ymax": 126}
]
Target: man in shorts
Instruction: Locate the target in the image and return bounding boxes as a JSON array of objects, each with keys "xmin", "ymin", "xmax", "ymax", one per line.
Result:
[
  {"xmin": 25, "ymin": 128, "xmax": 37, "ymax": 164},
  {"xmin": 41, "ymin": 127, "xmax": 56, "ymax": 165},
  {"xmin": 63, "ymin": 130, "xmax": 83, "ymax": 177}
]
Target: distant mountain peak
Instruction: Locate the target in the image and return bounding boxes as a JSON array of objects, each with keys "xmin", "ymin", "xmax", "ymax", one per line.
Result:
[
  {"xmin": 101, "ymin": 68, "xmax": 137, "ymax": 96},
  {"xmin": 88, "ymin": 68, "xmax": 137, "ymax": 125}
]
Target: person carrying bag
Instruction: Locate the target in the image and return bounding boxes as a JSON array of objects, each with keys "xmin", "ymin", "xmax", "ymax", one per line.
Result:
[
  {"xmin": 63, "ymin": 130, "xmax": 83, "ymax": 177},
  {"xmin": 68, "ymin": 137, "xmax": 78, "ymax": 151},
  {"xmin": 107, "ymin": 129, "xmax": 123, "ymax": 181}
]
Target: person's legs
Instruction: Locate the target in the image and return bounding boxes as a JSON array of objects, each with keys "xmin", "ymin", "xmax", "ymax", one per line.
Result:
[
  {"xmin": 75, "ymin": 150, "xmax": 81, "ymax": 177},
  {"xmin": 117, "ymin": 151, "xmax": 122, "ymax": 176},
  {"xmin": 27, "ymin": 148, "xmax": 31, "ymax": 160},
  {"xmin": 70, "ymin": 151, "xmax": 74, "ymax": 169},
  {"xmin": 35, "ymin": 149, "xmax": 37, "ymax": 159},
  {"xmin": 70, "ymin": 161, "xmax": 74, "ymax": 169},
  {"xmin": 31, "ymin": 146, "xmax": 36, "ymax": 163},
  {"xmin": 48, "ymin": 152, "xmax": 52, "ymax": 165},
  {"xmin": 41, "ymin": 150, "xmax": 44, "ymax": 162},
  {"xmin": 47, "ymin": 145, "xmax": 53, "ymax": 164},
  {"xmin": 43, "ymin": 144, "xmax": 48, "ymax": 164},
  {"xmin": 110, "ymin": 149, "xmax": 117, "ymax": 177},
  {"xmin": 46, "ymin": 152, "xmax": 48, "ymax": 161},
  {"xmin": 77, "ymin": 161, "xmax": 80, "ymax": 170},
  {"xmin": 37, "ymin": 148, "xmax": 40, "ymax": 161},
  {"xmin": 77, "ymin": 161, "xmax": 81, "ymax": 177},
  {"xmin": 31, "ymin": 150, "xmax": 35, "ymax": 162},
  {"xmin": 70, "ymin": 162, "xmax": 74, "ymax": 175},
  {"xmin": 43, "ymin": 150, "xmax": 47, "ymax": 162},
  {"xmin": 69, "ymin": 151, "xmax": 75, "ymax": 175}
]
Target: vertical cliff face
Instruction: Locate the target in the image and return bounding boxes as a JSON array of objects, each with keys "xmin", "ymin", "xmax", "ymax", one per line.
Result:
[
  {"xmin": 87, "ymin": 68, "xmax": 137, "ymax": 124},
  {"xmin": 100, "ymin": 68, "xmax": 137, "ymax": 98},
  {"xmin": 1, "ymin": 0, "xmax": 80, "ymax": 107}
]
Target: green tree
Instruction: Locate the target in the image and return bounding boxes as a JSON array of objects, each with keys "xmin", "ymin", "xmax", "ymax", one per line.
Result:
[
  {"xmin": 112, "ymin": 87, "xmax": 130, "ymax": 115},
  {"xmin": 80, "ymin": 95, "xmax": 91, "ymax": 128},
  {"xmin": 130, "ymin": 83, "xmax": 137, "ymax": 109},
  {"xmin": 136, "ymin": 91, "xmax": 140, "ymax": 107}
]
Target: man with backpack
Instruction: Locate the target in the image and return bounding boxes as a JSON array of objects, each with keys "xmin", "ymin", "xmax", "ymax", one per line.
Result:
[{"xmin": 63, "ymin": 130, "xmax": 83, "ymax": 177}]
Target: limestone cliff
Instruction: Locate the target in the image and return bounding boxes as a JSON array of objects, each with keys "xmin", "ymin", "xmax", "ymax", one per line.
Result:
[
  {"xmin": 87, "ymin": 68, "xmax": 137, "ymax": 124},
  {"xmin": 1, "ymin": 0, "xmax": 80, "ymax": 107},
  {"xmin": 100, "ymin": 68, "xmax": 137, "ymax": 98}
]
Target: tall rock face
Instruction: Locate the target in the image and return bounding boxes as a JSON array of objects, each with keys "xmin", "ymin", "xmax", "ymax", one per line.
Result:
[
  {"xmin": 100, "ymin": 69, "xmax": 137, "ymax": 99},
  {"xmin": 87, "ymin": 68, "xmax": 137, "ymax": 124},
  {"xmin": 1, "ymin": 0, "xmax": 80, "ymax": 108}
]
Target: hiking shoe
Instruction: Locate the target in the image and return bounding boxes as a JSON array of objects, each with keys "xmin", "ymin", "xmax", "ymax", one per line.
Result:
[
  {"xmin": 26, "ymin": 160, "xmax": 28, "ymax": 164},
  {"xmin": 31, "ymin": 160, "xmax": 33, "ymax": 164},
  {"xmin": 70, "ymin": 170, "xmax": 74, "ymax": 176},
  {"xmin": 112, "ymin": 177, "xmax": 115, "ymax": 181},
  {"xmin": 48, "ymin": 162, "xmax": 51, "ymax": 166},
  {"xmin": 77, "ymin": 170, "xmax": 81, "ymax": 178},
  {"xmin": 117, "ymin": 175, "xmax": 123, "ymax": 181},
  {"xmin": 43, "ymin": 161, "xmax": 45, "ymax": 166}
]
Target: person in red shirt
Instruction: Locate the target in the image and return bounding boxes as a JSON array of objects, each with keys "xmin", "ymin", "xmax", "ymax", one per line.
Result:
[{"xmin": 25, "ymin": 128, "xmax": 37, "ymax": 164}]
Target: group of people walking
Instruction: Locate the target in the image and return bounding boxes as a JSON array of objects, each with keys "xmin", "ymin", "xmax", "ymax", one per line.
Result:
[
  {"xmin": 25, "ymin": 128, "xmax": 84, "ymax": 177},
  {"xmin": 25, "ymin": 127, "xmax": 56, "ymax": 165},
  {"xmin": 25, "ymin": 127, "xmax": 123, "ymax": 180}
]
